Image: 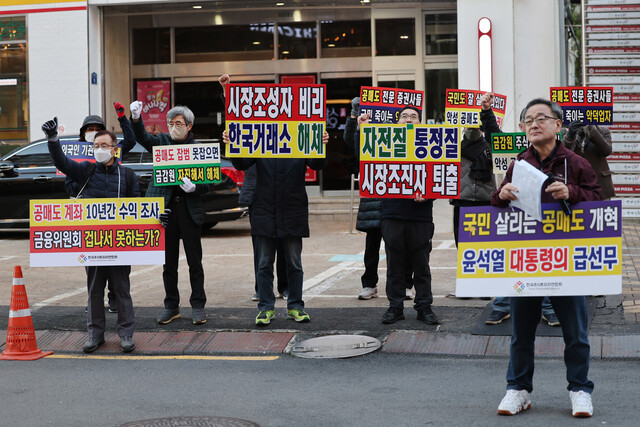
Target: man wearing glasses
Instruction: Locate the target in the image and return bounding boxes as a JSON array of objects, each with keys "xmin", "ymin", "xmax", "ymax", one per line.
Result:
[
  {"xmin": 358, "ymin": 106, "xmax": 439, "ymax": 326},
  {"xmin": 130, "ymin": 101, "xmax": 211, "ymax": 326},
  {"xmin": 491, "ymin": 98, "xmax": 601, "ymax": 418},
  {"xmin": 43, "ymin": 119, "xmax": 140, "ymax": 354}
]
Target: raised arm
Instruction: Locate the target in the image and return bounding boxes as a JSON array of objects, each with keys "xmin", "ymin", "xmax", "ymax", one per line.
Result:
[
  {"xmin": 114, "ymin": 102, "xmax": 137, "ymax": 154},
  {"xmin": 129, "ymin": 101, "xmax": 163, "ymax": 151},
  {"xmin": 42, "ymin": 117, "xmax": 90, "ymax": 185}
]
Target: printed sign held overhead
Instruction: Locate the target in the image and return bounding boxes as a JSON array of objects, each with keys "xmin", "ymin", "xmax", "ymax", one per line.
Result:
[
  {"xmin": 359, "ymin": 86, "xmax": 424, "ymax": 124},
  {"xmin": 444, "ymin": 89, "xmax": 507, "ymax": 129},
  {"xmin": 225, "ymin": 83, "xmax": 326, "ymax": 158},
  {"xmin": 359, "ymin": 123, "xmax": 461, "ymax": 199}
]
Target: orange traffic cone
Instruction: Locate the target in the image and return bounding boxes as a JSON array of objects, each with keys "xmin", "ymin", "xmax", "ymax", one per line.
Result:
[{"xmin": 1, "ymin": 266, "xmax": 53, "ymax": 360}]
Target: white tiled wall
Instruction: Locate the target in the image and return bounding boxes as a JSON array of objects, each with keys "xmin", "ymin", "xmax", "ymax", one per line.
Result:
[{"xmin": 27, "ymin": 10, "xmax": 89, "ymax": 141}]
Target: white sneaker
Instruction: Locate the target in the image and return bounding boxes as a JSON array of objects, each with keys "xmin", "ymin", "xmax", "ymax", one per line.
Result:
[
  {"xmin": 497, "ymin": 389, "xmax": 531, "ymax": 415},
  {"xmin": 358, "ymin": 287, "xmax": 378, "ymax": 300},
  {"xmin": 570, "ymin": 390, "xmax": 593, "ymax": 418},
  {"xmin": 405, "ymin": 288, "xmax": 414, "ymax": 300}
]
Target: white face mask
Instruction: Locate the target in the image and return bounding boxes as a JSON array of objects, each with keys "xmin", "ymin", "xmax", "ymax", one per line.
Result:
[
  {"xmin": 94, "ymin": 147, "xmax": 113, "ymax": 165},
  {"xmin": 169, "ymin": 125, "xmax": 188, "ymax": 141},
  {"xmin": 85, "ymin": 131, "xmax": 97, "ymax": 143}
]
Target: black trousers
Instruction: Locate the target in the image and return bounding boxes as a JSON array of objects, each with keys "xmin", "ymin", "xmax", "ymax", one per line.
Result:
[
  {"xmin": 252, "ymin": 235, "xmax": 288, "ymax": 293},
  {"xmin": 361, "ymin": 228, "xmax": 413, "ymax": 289},
  {"xmin": 381, "ymin": 219, "xmax": 434, "ymax": 312},
  {"xmin": 86, "ymin": 265, "xmax": 134, "ymax": 339},
  {"xmin": 163, "ymin": 197, "xmax": 206, "ymax": 309}
]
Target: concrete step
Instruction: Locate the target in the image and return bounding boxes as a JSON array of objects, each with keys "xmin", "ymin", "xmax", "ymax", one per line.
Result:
[{"xmin": 308, "ymin": 196, "xmax": 358, "ymax": 221}]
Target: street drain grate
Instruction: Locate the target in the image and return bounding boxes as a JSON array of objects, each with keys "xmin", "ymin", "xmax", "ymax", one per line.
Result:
[
  {"xmin": 120, "ymin": 416, "xmax": 259, "ymax": 426},
  {"xmin": 290, "ymin": 334, "xmax": 381, "ymax": 358}
]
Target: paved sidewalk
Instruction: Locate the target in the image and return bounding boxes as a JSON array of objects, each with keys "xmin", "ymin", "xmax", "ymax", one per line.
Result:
[
  {"xmin": 3, "ymin": 329, "xmax": 640, "ymax": 359},
  {"xmin": 1, "ymin": 212, "xmax": 639, "ymax": 360}
]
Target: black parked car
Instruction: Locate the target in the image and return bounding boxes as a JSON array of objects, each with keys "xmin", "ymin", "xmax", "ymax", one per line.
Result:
[{"xmin": 0, "ymin": 136, "xmax": 246, "ymax": 231}]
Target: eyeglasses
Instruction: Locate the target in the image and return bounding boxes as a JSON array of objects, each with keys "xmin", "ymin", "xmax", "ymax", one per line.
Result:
[
  {"xmin": 167, "ymin": 122, "xmax": 186, "ymax": 128},
  {"xmin": 399, "ymin": 114, "xmax": 420, "ymax": 120},
  {"xmin": 522, "ymin": 115, "xmax": 560, "ymax": 127},
  {"xmin": 85, "ymin": 126, "xmax": 102, "ymax": 132},
  {"xmin": 93, "ymin": 143, "xmax": 116, "ymax": 149}
]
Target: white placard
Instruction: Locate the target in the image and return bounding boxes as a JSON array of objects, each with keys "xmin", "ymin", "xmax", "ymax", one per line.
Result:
[
  {"xmin": 612, "ymin": 133, "xmax": 640, "ymax": 143},
  {"xmin": 609, "ymin": 162, "xmax": 640, "ymax": 172},
  {"xmin": 510, "ymin": 160, "xmax": 547, "ymax": 222},
  {"xmin": 614, "ymin": 112, "xmax": 640, "ymax": 122},
  {"xmin": 612, "ymin": 174, "xmax": 640, "ymax": 184},
  {"xmin": 613, "ymin": 103, "xmax": 640, "ymax": 112}
]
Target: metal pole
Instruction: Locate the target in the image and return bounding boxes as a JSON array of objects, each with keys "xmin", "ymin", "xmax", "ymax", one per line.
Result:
[
  {"xmin": 349, "ymin": 173, "xmax": 355, "ymax": 233},
  {"xmin": 581, "ymin": 0, "xmax": 586, "ymax": 87}
]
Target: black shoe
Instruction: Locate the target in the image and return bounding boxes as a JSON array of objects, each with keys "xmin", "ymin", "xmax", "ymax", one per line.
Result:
[
  {"xmin": 82, "ymin": 337, "xmax": 105, "ymax": 353},
  {"xmin": 382, "ymin": 308, "xmax": 405, "ymax": 324},
  {"xmin": 192, "ymin": 308, "xmax": 207, "ymax": 325},
  {"xmin": 157, "ymin": 308, "xmax": 181, "ymax": 325},
  {"xmin": 485, "ymin": 310, "xmax": 510, "ymax": 325},
  {"xmin": 108, "ymin": 306, "xmax": 117, "ymax": 313},
  {"xmin": 417, "ymin": 307, "xmax": 439, "ymax": 325},
  {"xmin": 542, "ymin": 312, "xmax": 560, "ymax": 327},
  {"xmin": 120, "ymin": 336, "xmax": 135, "ymax": 353}
]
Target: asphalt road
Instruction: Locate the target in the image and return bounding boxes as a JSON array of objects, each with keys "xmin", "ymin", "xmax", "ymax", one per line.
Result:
[{"xmin": 1, "ymin": 354, "xmax": 636, "ymax": 426}]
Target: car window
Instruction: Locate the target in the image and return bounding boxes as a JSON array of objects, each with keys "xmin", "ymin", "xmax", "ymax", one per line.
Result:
[
  {"xmin": 121, "ymin": 151, "xmax": 142, "ymax": 164},
  {"xmin": 9, "ymin": 142, "xmax": 53, "ymax": 168},
  {"xmin": 140, "ymin": 151, "xmax": 153, "ymax": 163}
]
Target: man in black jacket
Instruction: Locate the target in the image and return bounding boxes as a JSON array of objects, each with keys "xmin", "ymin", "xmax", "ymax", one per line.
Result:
[
  {"xmin": 239, "ymin": 165, "xmax": 289, "ymax": 301},
  {"xmin": 358, "ymin": 106, "xmax": 439, "ymax": 325},
  {"xmin": 345, "ymin": 98, "xmax": 414, "ymax": 301},
  {"xmin": 130, "ymin": 102, "xmax": 211, "ymax": 326},
  {"xmin": 223, "ymin": 131, "xmax": 328, "ymax": 326},
  {"xmin": 43, "ymin": 119, "xmax": 139, "ymax": 354}
]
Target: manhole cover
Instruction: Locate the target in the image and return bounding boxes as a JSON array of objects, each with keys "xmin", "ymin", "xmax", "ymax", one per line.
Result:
[
  {"xmin": 290, "ymin": 334, "xmax": 381, "ymax": 358},
  {"xmin": 120, "ymin": 416, "xmax": 258, "ymax": 427}
]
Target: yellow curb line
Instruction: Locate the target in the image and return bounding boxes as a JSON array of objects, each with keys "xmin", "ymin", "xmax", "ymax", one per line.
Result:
[{"xmin": 45, "ymin": 354, "xmax": 280, "ymax": 361}]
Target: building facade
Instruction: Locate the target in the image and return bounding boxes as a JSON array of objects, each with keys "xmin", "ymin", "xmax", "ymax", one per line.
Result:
[{"xmin": 2, "ymin": 0, "xmax": 570, "ymax": 191}]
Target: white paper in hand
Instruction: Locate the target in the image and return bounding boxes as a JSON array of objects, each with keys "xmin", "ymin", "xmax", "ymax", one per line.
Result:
[{"xmin": 510, "ymin": 160, "xmax": 548, "ymax": 222}]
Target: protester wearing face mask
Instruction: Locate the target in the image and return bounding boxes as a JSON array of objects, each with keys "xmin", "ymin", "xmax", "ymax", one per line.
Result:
[
  {"xmin": 43, "ymin": 118, "xmax": 140, "ymax": 354},
  {"xmin": 130, "ymin": 92, "xmax": 216, "ymax": 326},
  {"xmin": 65, "ymin": 104, "xmax": 139, "ymax": 314}
]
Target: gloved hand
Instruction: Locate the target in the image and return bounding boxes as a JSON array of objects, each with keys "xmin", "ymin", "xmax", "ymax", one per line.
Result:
[
  {"xmin": 158, "ymin": 209, "xmax": 171, "ymax": 227},
  {"xmin": 41, "ymin": 117, "xmax": 59, "ymax": 139},
  {"xmin": 180, "ymin": 176, "xmax": 196, "ymax": 193},
  {"xmin": 114, "ymin": 102, "xmax": 126, "ymax": 118},
  {"xmin": 567, "ymin": 120, "xmax": 582, "ymax": 139},
  {"xmin": 130, "ymin": 101, "xmax": 143, "ymax": 120},
  {"xmin": 350, "ymin": 97, "xmax": 360, "ymax": 118}
]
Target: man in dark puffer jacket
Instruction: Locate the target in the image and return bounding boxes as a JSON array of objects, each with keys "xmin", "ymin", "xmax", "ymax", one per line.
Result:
[{"xmin": 44, "ymin": 119, "xmax": 139, "ymax": 354}]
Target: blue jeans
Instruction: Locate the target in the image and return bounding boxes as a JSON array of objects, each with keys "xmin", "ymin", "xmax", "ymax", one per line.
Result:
[
  {"xmin": 255, "ymin": 236, "xmax": 304, "ymax": 312},
  {"xmin": 506, "ymin": 296, "xmax": 594, "ymax": 393},
  {"xmin": 493, "ymin": 296, "xmax": 555, "ymax": 317}
]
